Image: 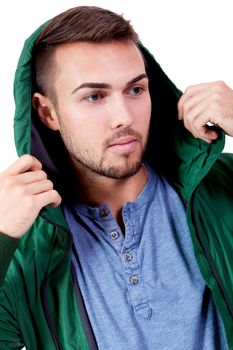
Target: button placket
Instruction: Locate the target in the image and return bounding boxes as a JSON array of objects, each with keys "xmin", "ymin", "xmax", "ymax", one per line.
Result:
[
  {"xmin": 121, "ymin": 203, "xmax": 152, "ymax": 320},
  {"xmin": 99, "ymin": 205, "xmax": 124, "ymax": 251}
]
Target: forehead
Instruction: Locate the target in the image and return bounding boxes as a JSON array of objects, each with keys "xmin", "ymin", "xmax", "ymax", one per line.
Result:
[{"xmin": 54, "ymin": 41, "xmax": 146, "ymax": 88}]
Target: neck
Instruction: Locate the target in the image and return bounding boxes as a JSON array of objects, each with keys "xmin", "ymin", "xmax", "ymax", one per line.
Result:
[{"xmin": 72, "ymin": 163, "xmax": 148, "ymax": 225}]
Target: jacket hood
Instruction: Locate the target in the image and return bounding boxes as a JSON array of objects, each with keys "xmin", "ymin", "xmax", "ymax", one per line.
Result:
[{"xmin": 13, "ymin": 22, "xmax": 225, "ymax": 204}]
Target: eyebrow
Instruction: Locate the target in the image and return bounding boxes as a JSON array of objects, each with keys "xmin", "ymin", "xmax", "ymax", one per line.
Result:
[{"xmin": 71, "ymin": 73, "xmax": 148, "ymax": 94}]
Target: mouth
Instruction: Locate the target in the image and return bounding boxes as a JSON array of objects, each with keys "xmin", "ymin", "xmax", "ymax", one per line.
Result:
[{"xmin": 108, "ymin": 137, "xmax": 139, "ymax": 153}]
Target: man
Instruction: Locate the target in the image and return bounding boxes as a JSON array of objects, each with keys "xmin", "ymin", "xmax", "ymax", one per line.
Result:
[{"xmin": 0, "ymin": 5, "xmax": 232, "ymax": 350}]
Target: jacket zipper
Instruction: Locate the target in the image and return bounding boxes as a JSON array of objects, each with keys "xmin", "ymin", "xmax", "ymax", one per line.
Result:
[
  {"xmin": 190, "ymin": 189, "xmax": 233, "ymax": 318},
  {"xmin": 41, "ymin": 213, "xmax": 73, "ymax": 350}
]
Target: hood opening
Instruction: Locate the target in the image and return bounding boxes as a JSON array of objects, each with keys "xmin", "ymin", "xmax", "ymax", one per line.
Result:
[
  {"xmin": 30, "ymin": 43, "xmax": 183, "ymax": 200},
  {"xmin": 13, "ymin": 29, "xmax": 224, "ymax": 203}
]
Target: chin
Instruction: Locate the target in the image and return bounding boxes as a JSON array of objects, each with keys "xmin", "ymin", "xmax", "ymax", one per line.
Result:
[{"xmin": 101, "ymin": 158, "xmax": 143, "ymax": 179}]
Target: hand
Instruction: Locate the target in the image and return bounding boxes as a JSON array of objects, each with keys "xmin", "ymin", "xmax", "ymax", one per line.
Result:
[
  {"xmin": 0, "ymin": 154, "xmax": 61, "ymax": 238},
  {"xmin": 178, "ymin": 81, "xmax": 233, "ymax": 143}
]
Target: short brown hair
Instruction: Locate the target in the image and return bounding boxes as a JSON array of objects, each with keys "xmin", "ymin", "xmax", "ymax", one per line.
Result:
[{"xmin": 33, "ymin": 6, "xmax": 139, "ymax": 102}]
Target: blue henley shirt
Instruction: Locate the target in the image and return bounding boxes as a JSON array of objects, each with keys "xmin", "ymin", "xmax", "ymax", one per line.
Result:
[{"xmin": 64, "ymin": 164, "xmax": 228, "ymax": 349}]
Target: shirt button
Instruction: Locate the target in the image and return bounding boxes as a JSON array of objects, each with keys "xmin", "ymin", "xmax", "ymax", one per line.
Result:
[
  {"xmin": 110, "ymin": 230, "xmax": 119, "ymax": 240},
  {"xmin": 130, "ymin": 275, "xmax": 139, "ymax": 285},
  {"xmin": 124, "ymin": 252, "xmax": 133, "ymax": 261},
  {"xmin": 100, "ymin": 207, "xmax": 110, "ymax": 217}
]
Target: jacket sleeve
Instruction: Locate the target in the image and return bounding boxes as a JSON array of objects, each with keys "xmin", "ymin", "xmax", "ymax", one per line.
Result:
[
  {"xmin": 0, "ymin": 233, "xmax": 24, "ymax": 349},
  {"xmin": 0, "ymin": 233, "xmax": 19, "ymax": 285}
]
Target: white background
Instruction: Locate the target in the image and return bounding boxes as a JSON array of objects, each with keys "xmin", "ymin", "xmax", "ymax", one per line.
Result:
[
  {"xmin": 0, "ymin": 0, "xmax": 233, "ymax": 173},
  {"xmin": 0, "ymin": 1, "xmax": 232, "ymax": 348}
]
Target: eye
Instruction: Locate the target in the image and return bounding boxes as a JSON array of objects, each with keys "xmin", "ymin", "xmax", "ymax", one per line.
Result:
[
  {"xmin": 128, "ymin": 86, "xmax": 144, "ymax": 96},
  {"xmin": 85, "ymin": 92, "xmax": 104, "ymax": 103}
]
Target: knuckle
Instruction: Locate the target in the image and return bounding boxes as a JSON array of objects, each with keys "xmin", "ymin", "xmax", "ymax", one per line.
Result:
[
  {"xmin": 217, "ymin": 80, "xmax": 225, "ymax": 87},
  {"xmin": 52, "ymin": 190, "xmax": 61, "ymax": 201},
  {"xmin": 21, "ymin": 154, "xmax": 42, "ymax": 169},
  {"xmin": 21, "ymin": 154, "xmax": 34, "ymax": 163},
  {"xmin": 46, "ymin": 180, "xmax": 53, "ymax": 189},
  {"xmin": 51, "ymin": 189, "xmax": 58, "ymax": 197},
  {"xmin": 4, "ymin": 176, "xmax": 15, "ymax": 188},
  {"xmin": 14, "ymin": 184, "xmax": 26, "ymax": 197},
  {"xmin": 213, "ymin": 81, "xmax": 225, "ymax": 94},
  {"xmin": 184, "ymin": 86, "xmax": 191, "ymax": 94},
  {"xmin": 184, "ymin": 85, "xmax": 194, "ymax": 96},
  {"xmin": 182, "ymin": 101, "xmax": 188, "ymax": 113},
  {"xmin": 40, "ymin": 170, "xmax": 48, "ymax": 179},
  {"xmin": 178, "ymin": 95, "xmax": 184, "ymax": 107}
]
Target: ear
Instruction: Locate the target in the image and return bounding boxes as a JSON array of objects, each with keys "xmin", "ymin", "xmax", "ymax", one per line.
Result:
[{"xmin": 32, "ymin": 92, "xmax": 60, "ymax": 131}]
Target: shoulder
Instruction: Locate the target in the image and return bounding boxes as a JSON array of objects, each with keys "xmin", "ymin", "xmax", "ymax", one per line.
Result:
[
  {"xmin": 204, "ymin": 153, "xmax": 233, "ymax": 189},
  {"xmin": 195, "ymin": 153, "xmax": 233, "ymax": 216}
]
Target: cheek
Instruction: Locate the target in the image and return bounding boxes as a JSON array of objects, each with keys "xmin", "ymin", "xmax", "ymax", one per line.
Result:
[
  {"xmin": 60, "ymin": 111, "xmax": 107, "ymax": 147},
  {"xmin": 135, "ymin": 96, "xmax": 151, "ymax": 131}
]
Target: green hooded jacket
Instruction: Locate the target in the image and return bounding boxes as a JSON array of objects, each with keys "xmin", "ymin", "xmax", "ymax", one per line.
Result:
[{"xmin": 0, "ymin": 22, "xmax": 233, "ymax": 350}]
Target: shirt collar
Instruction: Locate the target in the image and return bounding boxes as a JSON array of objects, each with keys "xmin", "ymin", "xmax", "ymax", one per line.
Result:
[{"xmin": 71, "ymin": 162, "xmax": 158, "ymax": 218}]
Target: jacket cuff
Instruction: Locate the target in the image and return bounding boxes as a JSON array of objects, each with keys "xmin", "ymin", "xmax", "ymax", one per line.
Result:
[{"xmin": 0, "ymin": 233, "xmax": 19, "ymax": 286}]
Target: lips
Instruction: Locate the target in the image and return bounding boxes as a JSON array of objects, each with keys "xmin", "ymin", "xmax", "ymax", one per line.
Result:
[
  {"xmin": 108, "ymin": 137, "xmax": 137, "ymax": 147},
  {"xmin": 107, "ymin": 137, "xmax": 139, "ymax": 153}
]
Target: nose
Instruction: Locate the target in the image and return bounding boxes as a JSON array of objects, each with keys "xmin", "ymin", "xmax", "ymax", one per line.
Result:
[{"xmin": 108, "ymin": 95, "xmax": 134, "ymax": 129}]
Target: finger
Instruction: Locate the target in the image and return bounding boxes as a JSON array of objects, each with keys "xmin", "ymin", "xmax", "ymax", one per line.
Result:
[
  {"xmin": 180, "ymin": 95, "xmax": 219, "ymax": 141},
  {"xmin": 178, "ymin": 88, "xmax": 213, "ymax": 120},
  {"xmin": 203, "ymin": 129, "xmax": 218, "ymax": 141},
  {"xmin": 178, "ymin": 83, "xmax": 212, "ymax": 119},
  {"xmin": 26, "ymin": 179, "xmax": 54, "ymax": 195},
  {"xmin": 36, "ymin": 190, "xmax": 62, "ymax": 209},
  {"xmin": 177, "ymin": 81, "xmax": 225, "ymax": 120},
  {"xmin": 195, "ymin": 125, "xmax": 218, "ymax": 142},
  {"xmin": 190, "ymin": 111, "xmax": 219, "ymax": 141},
  {"xmin": 50, "ymin": 201, "xmax": 62, "ymax": 208},
  {"xmin": 182, "ymin": 98, "xmax": 210, "ymax": 134},
  {"xmin": 2, "ymin": 155, "xmax": 42, "ymax": 176},
  {"xmin": 17, "ymin": 170, "xmax": 48, "ymax": 184},
  {"xmin": 198, "ymin": 136, "xmax": 213, "ymax": 144}
]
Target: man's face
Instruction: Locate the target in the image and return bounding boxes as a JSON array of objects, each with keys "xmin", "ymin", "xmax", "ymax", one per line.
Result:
[{"xmin": 52, "ymin": 40, "xmax": 151, "ymax": 179}]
